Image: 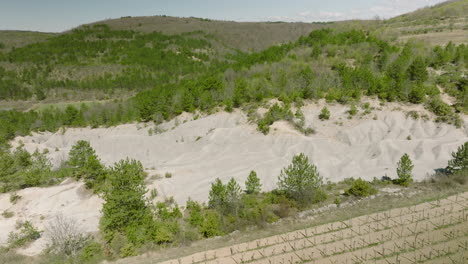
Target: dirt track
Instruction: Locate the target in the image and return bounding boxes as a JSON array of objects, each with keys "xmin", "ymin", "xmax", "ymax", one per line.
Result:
[{"xmin": 155, "ymin": 192, "xmax": 468, "ymax": 264}]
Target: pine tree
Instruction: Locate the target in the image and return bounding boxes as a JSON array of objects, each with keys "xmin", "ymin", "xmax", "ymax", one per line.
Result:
[
  {"xmin": 245, "ymin": 170, "xmax": 262, "ymax": 194},
  {"xmin": 446, "ymin": 142, "xmax": 468, "ymax": 174},
  {"xmin": 408, "ymin": 57, "xmax": 428, "ymax": 83},
  {"xmin": 225, "ymin": 178, "xmax": 242, "ymax": 215},
  {"xmin": 208, "ymin": 178, "xmax": 226, "ymax": 210},
  {"xmin": 395, "ymin": 153, "xmax": 414, "ymax": 186},
  {"xmin": 278, "ymin": 153, "xmax": 324, "ymax": 205},
  {"xmin": 100, "ymin": 159, "xmax": 152, "ymax": 244}
]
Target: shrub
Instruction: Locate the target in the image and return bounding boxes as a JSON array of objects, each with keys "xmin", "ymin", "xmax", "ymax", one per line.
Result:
[
  {"xmin": 319, "ymin": 107, "xmax": 330, "ymax": 120},
  {"xmin": 257, "ymin": 103, "xmax": 293, "ymax": 135},
  {"xmin": 46, "ymin": 214, "xmax": 89, "ymax": 257},
  {"xmin": 79, "ymin": 240, "xmax": 103, "ymax": 263},
  {"xmin": 277, "ymin": 153, "xmax": 326, "ymax": 205},
  {"xmin": 245, "ymin": 170, "xmax": 262, "ymax": 194},
  {"xmin": 199, "ymin": 210, "xmax": 223, "ymax": 238},
  {"xmin": 2, "ymin": 210, "xmax": 14, "ymax": 218},
  {"xmin": 345, "ymin": 178, "xmax": 377, "ymax": 197},
  {"xmin": 9, "ymin": 193, "xmax": 21, "ymax": 204},
  {"xmin": 426, "ymin": 97, "xmax": 452, "ymax": 116},
  {"xmin": 394, "ymin": 153, "xmax": 414, "ymax": 186},
  {"xmin": 446, "ymin": 142, "xmax": 468, "ymax": 174},
  {"xmin": 164, "ymin": 172, "xmax": 172, "ymax": 178},
  {"xmin": 348, "ymin": 105, "xmax": 358, "ymax": 116},
  {"xmin": 7, "ymin": 221, "xmax": 41, "ymax": 249}
]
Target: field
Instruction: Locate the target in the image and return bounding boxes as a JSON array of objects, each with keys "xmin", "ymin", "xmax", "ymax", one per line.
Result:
[{"xmin": 148, "ymin": 192, "xmax": 468, "ymax": 264}]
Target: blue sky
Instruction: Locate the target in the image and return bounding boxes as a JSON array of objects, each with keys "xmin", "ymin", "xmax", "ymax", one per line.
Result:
[{"xmin": 0, "ymin": 0, "xmax": 447, "ymax": 32}]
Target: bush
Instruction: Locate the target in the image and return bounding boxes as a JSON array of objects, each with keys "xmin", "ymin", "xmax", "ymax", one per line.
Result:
[
  {"xmin": 348, "ymin": 105, "xmax": 358, "ymax": 116},
  {"xmin": 394, "ymin": 153, "xmax": 414, "ymax": 187},
  {"xmin": 319, "ymin": 107, "xmax": 330, "ymax": 120},
  {"xmin": 7, "ymin": 221, "xmax": 41, "ymax": 249},
  {"xmin": 426, "ymin": 97, "xmax": 452, "ymax": 116},
  {"xmin": 199, "ymin": 211, "xmax": 223, "ymax": 238},
  {"xmin": 345, "ymin": 178, "xmax": 377, "ymax": 197},
  {"xmin": 446, "ymin": 142, "xmax": 468, "ymax": 174},
  {"xmin": 46, "ymin": 214, "xmax": 90, "ymax": 257},
  {"xmin": 257, "ymin": 103, "xmax": 293, "ymax": 135},
  {"xmin": 277, "ymin": 153, "xmax": 326, "ymax": 205}
]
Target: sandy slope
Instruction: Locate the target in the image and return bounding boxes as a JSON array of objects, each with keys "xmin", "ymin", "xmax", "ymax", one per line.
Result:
[
  {"xmin": 2, "ymin": 100, "xmax": 467, "ymax": 254},
  {"xmin": 0, "ymin": 179, "xmax": 102, "ymax": 255}
]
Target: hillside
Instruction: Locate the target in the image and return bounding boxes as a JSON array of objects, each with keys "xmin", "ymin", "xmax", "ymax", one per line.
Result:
[
  {"xmin": 88, "ymin": 16, "xmax": 328, "ymax": 51},
  {"xmin": 0, "ymin": 1, "xmax": 467, "ymax": 263}
]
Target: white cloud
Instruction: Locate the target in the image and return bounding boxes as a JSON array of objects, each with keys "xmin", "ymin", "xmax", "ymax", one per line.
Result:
[{"xmin": 265, "ymin": 0, "xmax": 447, "ymax": 22}]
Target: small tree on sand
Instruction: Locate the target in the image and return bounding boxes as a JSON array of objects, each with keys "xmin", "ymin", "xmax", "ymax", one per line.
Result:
[
  {"xmin": 278, "ymin": 153, "xmax": 325, "ymax": 205},
  {"xmin": 395, "ymin": 153, "xmax": 414, "ymax": 186},
  {"xmin": 245, "ymin": 170, "xmax": 262, "ymax": 194},
  {"xmin": 446, "ymin": 142, "xmax": 468, "ymax": 174}
]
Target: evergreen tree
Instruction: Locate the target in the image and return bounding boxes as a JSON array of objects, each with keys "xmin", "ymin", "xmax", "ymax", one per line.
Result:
[
  {"xmin": 245, "ymin": 170, "xmax": 262, "ymax": 194},
  {"xmin": 278, "ymin": 153, "xmax": 324, "ymax": 205},
  {"xmin": 446, "ymin": 142, "xmax": 468, "ymax": 174},
  {"xmin": 395, "ymin": 153, "xmax": 414, "ymax": 186},
  {"xmin": 100, "ymin": 159, "xmax": 153, "ymax": 243},
  {"xmin": 408, "ymin": 57, "xmax": 428, "ymax": 83},
  {"xmin": 208, "ymin": 178, "xmax": 226, "ymax": 210},
  {"xmin": 225, "ymin": 178, "xmax": 242, "ymax": 215}
]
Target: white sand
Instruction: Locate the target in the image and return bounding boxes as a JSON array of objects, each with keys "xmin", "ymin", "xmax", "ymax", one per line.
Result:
[
  {"xmin": 0, "ymin": 179, "xmax": 102, "ymax": 255},
  {"xmin": 2, "ymin": 99, "xmax": 467, "ymax": 254}
]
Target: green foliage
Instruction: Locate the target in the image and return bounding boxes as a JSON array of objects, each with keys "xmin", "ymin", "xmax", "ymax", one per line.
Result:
[
  {"xmin": 319, "ymin": 107, "xmax": 330, "ymax": 120},
  {"xmin": 68, "ymin": 140, "xmax": 106, "ymax": 190},
  {"xmin": 257, "ymin": 103, "xmax": 293, "ymax": 134},
  {"xmin": 199, "ymin": 210, "xmax": 223, "ymax": 238},
  {"xmin": 100, "ymin": 159, "xmax": 153, "ymax": 245},
  {"xmin": 208, "ymin": 178, "xmax": 226, "ymax": 210},
  {"xmin": 345, "ymin": 178, "xmax": 377, "ymax": 197},
  {"xmin": 426, "ymin": 97, "xmax": 452, "ymax": 116},
  {"xmin": 278, "ymin": 153, "xmax": 326, "ymax": 205},
  {"xmin": 0, "ymin": 146, "xmax": 62, "ymax": 192},
  {"xmin": 394, "ymin": 153, "xmax": 414, "ymax": 187},
  {"xmin": 446, "ymin": 142, "xmax": 468, "ymax": 174},
  {"xmin": 348, "ymin": 105, "xmax": 358, "ymax": 116},
  {"xmin": 245, "ymin": 171, "xmax": 262, "ymax": 194},
  {"xmin": 79, "ymin": 240, "xmax": 103, "ymax": 263},
  {"xmin": 7, "ymin": 221, "xmax": 41, "ymax": 249},
  {"xmin": 408, "ymin": 57, "xmax": 428, "ymax": 83}
]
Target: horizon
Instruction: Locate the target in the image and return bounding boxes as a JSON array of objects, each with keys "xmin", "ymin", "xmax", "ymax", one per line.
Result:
[{"xmin": 0, "ymin": 0, "xmax": 448, "ymax": 33}]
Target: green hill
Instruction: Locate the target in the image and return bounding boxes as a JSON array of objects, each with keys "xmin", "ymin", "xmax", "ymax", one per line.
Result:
[{"xmin": 0, "ymin": 0, "xmax": 466, "ymax": 147}]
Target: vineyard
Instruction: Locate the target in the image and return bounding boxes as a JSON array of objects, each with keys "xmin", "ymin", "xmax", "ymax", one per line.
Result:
[{"xmin": 158, "ymin": 192, "xmax": 468, "ymax": 264}]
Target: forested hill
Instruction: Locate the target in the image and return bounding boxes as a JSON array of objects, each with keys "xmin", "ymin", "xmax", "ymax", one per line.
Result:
[
  {"xmin": 0, "ymin": 0, "xmax": 467, "ymax": 148},
  {"xmin": 87, "ymin": 16, "xmax": 329, "ymax": 51}
]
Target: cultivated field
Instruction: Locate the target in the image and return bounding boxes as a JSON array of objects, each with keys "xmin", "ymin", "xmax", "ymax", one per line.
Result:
[{"xmin": 154, "ymin": 192, "xmax": 468, "ymax": 264}]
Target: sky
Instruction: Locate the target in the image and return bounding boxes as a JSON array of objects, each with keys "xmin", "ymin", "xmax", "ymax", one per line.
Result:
[{"xmin": 0, "ymin": 0, "xmax": 448, "ymax": 32}]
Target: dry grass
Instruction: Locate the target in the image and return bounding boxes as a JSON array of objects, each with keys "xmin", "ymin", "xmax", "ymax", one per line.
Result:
[{"xmin": 0, "ymin": 30, "xmax": 56, "ymax": 51}]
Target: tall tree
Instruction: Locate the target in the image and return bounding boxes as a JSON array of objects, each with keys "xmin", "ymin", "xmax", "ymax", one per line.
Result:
[
  {"xmin": 245, "ymin": 170, "xmax": 262, "ymax": 194},
  {"xmin": 278, "ymin": 153, "xmax": 324, "ymax": 205}
]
